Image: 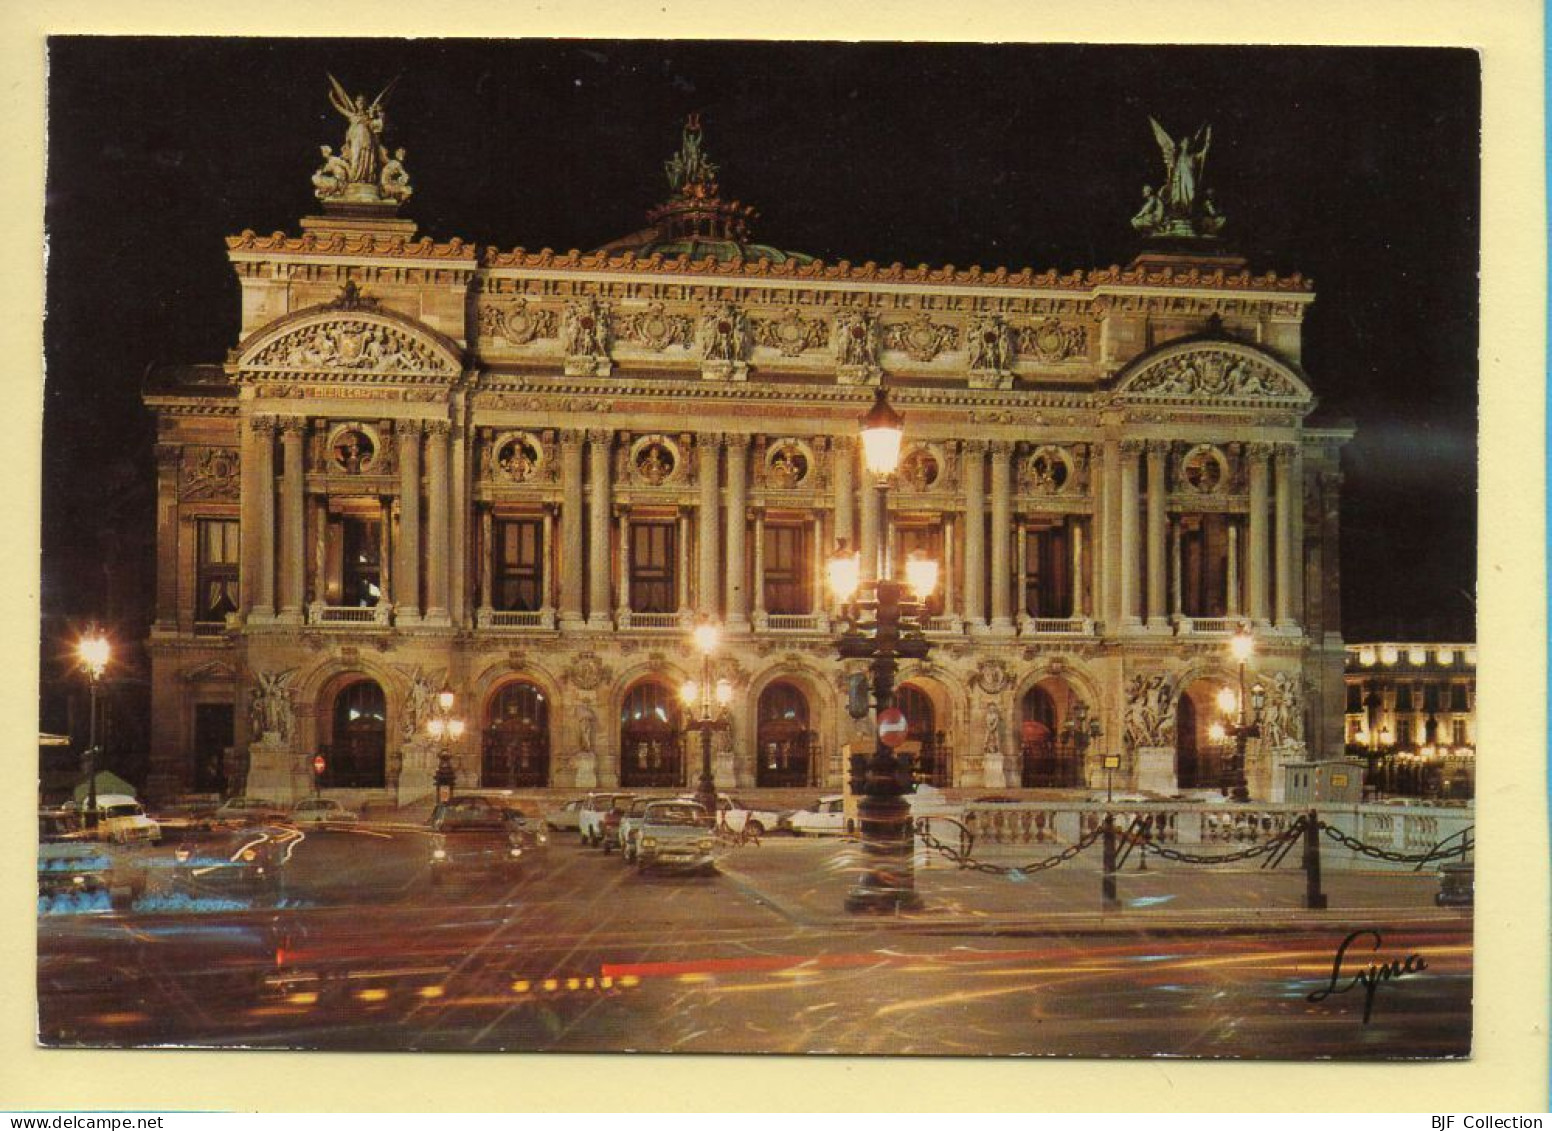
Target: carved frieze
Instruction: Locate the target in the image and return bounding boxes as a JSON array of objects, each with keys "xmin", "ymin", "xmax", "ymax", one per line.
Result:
[
  {"xmin": 834, "ymin": 309, "xmax": 880, "ymax": 368},
  {"xmin": 762, "ymin": 438, "xmax": 813, "ymax": 490},
  {"xmin": 1022, "ymin": 445, "xmax": 1075, "ymax": 495},
  {"xmin": 179, "ymin": 447, "xmax": 240, "ymax": 501},
  {"xmin": 884, "ymin": 313, "xmax": 960, "ymax": 363},
  {"xmin": 479, "ymin": 299, "xmax": 559, "ymax": 346},
  {"xmin": 1123, "ymin": 347, "xmax": 1302, "ymax": 400},
  {"xmin": 699, "ymin": 302, "xmax": 751, "ymax": 363},
  {"xmin": 491, "ymin": 431, "xmax": 548, "ymax": 484},
  {"xmin": 1017, "ymin": 318, "xmax": 1088, "ymax": 362},
  {"xmin": 248, "ymin": 318, "xmax": 455, "ymax": 376},
  {"xmin": 751, "ymin": 309, "xmax": 829, "ymax": 357},
  {"xmin": 615, "ymin": 302, "xmax": 695, "ymax": 352},
  {"xmin": 563, "ymin": 651, "xmax": 612, "ymax": 691}
]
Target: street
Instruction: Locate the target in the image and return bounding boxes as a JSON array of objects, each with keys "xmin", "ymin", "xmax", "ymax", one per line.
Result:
[{"xmin": 37, "ymin": 824, "xmax": 1473, "ymax": 1057}]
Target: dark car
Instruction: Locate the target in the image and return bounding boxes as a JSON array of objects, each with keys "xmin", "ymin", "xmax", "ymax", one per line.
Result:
[
  {"xmin": 166, "ymin": 826, "xmax": 289, "ymax": 906},
  {"xmin": 428, "ymin": 798, "xmax": 526, "ymax": 889}
]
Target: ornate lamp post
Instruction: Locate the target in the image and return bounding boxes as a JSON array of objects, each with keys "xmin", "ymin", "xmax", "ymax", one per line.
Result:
[
  {"xmin": 681, "ymin": 621, "xmax": 734, "ymax": 817},
  {"xmin": 1207, "ymin": 625, "xmax": 1263, "ymax": 803},
  {"xmin": 76, "ymin": 630, "xmax": 111, "ymax": 830},
  {"xmin": 425, "ymin": 687, "xmax": 465, "ymax": 805},
  {"xmin": 829, "ymin": 385, "xmax": 939, "ymax": 913},
  {"xmin": 1061, "ymin": 699, "xmax": 1104, "ymax": 797}
]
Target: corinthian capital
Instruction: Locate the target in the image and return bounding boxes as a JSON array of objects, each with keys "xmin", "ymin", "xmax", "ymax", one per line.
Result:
[
  {"xmin": 1273, "ymin": 442, "xmax": 1298, "ymax": 466},
  {"xmin": 1119, "ymin": 438, "xmax": 1146, "ymax": 457},
  {"xmin": 1247, "ymin": 441, "xmax": 1275, "ymax": 461},
  {"xmin": 249, "ymin": 414, "xmax": 277, "ymax": 434},
  {"xmin": 278, "ymin": 416, "xmax": 306, "ymax": 437},
  {"xmin": 425, "ymin": 419, "xmax": 452, "ymax": 438},
  {"xmin": 697, "ymin": 432, "xmax": 725, "ymax": 450},
  {"xmin": 725, "ymin": 432, "xmax": 750, "ymax": 451},
  {"xmin": 1145, "ymin": 439, "xmax": 1172, "ymax": 457},
  {"xmin": 586, "ymin": 427, "xmax": 612, "ymax": 447},
  {"xmin": 395, "ymin": 418, "xmax": 423, "ymax": 440}
]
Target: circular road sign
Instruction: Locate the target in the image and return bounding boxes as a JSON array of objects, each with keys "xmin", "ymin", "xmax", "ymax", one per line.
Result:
[
  {"xmin": 877, "ymin": 707, "xmax": 909, "ymax": 748},
  {"xmin": 312, "ymin": 754, "xmax": 326, "ymax": 775}
]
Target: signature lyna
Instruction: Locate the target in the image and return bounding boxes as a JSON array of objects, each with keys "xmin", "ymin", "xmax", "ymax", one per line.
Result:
[{"xmin": 1306, "ymin": 929, "xmax": 1428, "ymax": 1023}]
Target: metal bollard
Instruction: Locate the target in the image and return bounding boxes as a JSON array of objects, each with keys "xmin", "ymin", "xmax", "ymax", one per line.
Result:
[
  {"xmin": 1303, "ymin": 809, "xmax": 1328, "ymax": 910},
  {"xmin": 1102, "ymin": 814, "xmax": 1119, "ymax": 911}
]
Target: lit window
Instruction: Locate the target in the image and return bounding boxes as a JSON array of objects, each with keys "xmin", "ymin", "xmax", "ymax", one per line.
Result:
[
  {"xmin": 1408, "ymin": 647, "xmax": 1427, "ymax": 666},
  {"xmin": 1358, "ymin": 647, "xmax": 1376, "ymax": 666},
  {"xmin": 1380, "ymin": 645, "xmax": 1398, "ymax": 665}
]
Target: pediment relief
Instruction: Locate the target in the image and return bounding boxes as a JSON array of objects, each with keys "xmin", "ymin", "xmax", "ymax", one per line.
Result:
[
  {"xmin": 1113, "ymin": 341, "xmax": 1311, "ymax": 406},
  {"xmin": 236, "ymin": 310, "xmax": 462, "ymax": 381},
  {"xmin": 182, "ymin": 659, "xmax": 238, "ymax": 684}
]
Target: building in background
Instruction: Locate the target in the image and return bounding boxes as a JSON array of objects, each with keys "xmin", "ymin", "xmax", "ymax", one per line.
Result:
[
  {"xmin": 1344, "ymin": 642, "xmax": 1476, "ymax": 799},
  {"xmin": 142, "ymin": 102, "xmax": 1351, "ymax": 805}
]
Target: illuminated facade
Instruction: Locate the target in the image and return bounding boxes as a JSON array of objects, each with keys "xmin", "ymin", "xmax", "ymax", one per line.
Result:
[
  {"xmin": 1344, "ymin": 642, "xmax": 1476, "ymax": 797},
  {"xmin": 143, "ymin": 116, "xmax": 1352, "ymax": 804}
]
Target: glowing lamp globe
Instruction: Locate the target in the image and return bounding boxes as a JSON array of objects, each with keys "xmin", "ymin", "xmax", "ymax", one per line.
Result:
[
  {"xmin": 905, "ymin": 551, "xmax": 940, "ymax": 601},
  {"xmin": 858, "ymin": 386, "xmax": 905, "ymax": 476},
  {"xmin": 827, "ymin": 546, "xmax": 861, "ymax": 603}
]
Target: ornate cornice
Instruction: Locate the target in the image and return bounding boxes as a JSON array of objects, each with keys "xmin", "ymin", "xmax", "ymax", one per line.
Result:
[
  {"xmin": 227, "ymin": 230, "xmax": 478, "ymax": 262},
  {"xmin": 476, "ymin": 245, "xmax": 1314, "ymax": 294}
]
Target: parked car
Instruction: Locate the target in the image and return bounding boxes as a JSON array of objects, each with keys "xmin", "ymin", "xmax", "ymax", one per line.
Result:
[
  {"xmin": 289, "ymin": 797, "xmax": 359, "ymax": 825},
  {"xmin": 677, "ymin": 792, "xmax": 789, "ymax": 837},
  {"xmin": 427, "ymin": 798, "xmax": 525, "ymax": 889},
  {"xmin": 494, "ymin": 802, "xmax": 550, "ymax": 854},
  {"xmin": 619, "ymin": 796, "xmax": 670, "ymax": 863},
  {"xmin": 578, "ymin": 792, "xmax": 635, "ymax": 847},
  {"xmin": 600, "ymin": 795, "xmax": 638, "ymax": 854},
  {"xmin": 210, "ymin": 796, "xmax": 290, "ymax": 826},
  {"xmin": 634, "ymin": 800, "xmax": 718, "ymax": 874},
  {"xmin": 37, "ymin": 809, "xmax": 146, "ymax": 910},
  {"xmin": 786, "ymin": 795, "xmax": 850, "ymax": 837},
  {"xmin": 544, "ymin": 798, "xmax": 585, "ymax": 832},
  {"xmin": 64, "ymin": 794, "xmax": 162, "ymax": 845}
]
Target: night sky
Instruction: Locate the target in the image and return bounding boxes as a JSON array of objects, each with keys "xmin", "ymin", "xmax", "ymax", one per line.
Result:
[{"xmin": 43, "ymin": 38, "xmax": 1480, "ymax": 647}]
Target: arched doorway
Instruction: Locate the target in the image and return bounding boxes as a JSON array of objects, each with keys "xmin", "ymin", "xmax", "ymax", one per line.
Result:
[
  {"xmin": 896, "ymin": 683, "xmax": 949, "ymax": 787},
  {"xmin": 619, "ymin": 680, "xmax": 684, "ymax": 788},
  {"xmin": 1175, "ymin": 679, "xmax": 1229, "ymax": 791},
  {"xmin": 756, "ymin": 681, "xmax": 815, "ymax": 787},
  {"xmin": 1017, "ymin": 682, "xmax": 1084, "ymax": 788},
  {"xmin": 482, "ymin": 681, "xmax": 551, "ymax": 788},
  {"xmin": 322, "ymin": 678, "xmax": 386, "ymax": 788}
]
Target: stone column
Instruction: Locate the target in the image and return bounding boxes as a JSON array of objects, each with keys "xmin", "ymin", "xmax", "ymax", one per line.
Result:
[
  {"xmin": 310, "ymin": 500, "xmax": 327, "ymax": 612},
  {"xmin": 1099, "ymin": 438, "xmax": 1121, "ymax": 631},
  {"xmin": 1071, "ymin": 519, "xmax": 1085, "ymax": 621},
  {"xmin": 1292, "ymin": 443, "xmax": 1307, "ymax": 625},
  {"xmin": 379, "ymin": 495, "xmax": 394, "ymax": 613},
  {"xmin": 559, "ymin": 430, "xmax": 585, "ymax": 629},
  {"xmin": 423, "ymin": 420, "xmax": 451, "ymax": 625},
  {"xmin": 1274, "ymin": 443, "xmax": 1298, "ymax": 629},
  {"xmin": 832, "ymin": 436, "xmax": 855, "ymax": 553},
  {"xmin": 988, "ymin": 440, "xmax": 1014, "ymax": 635},
  {"xmin": 616, "ymin": 505, "xmax": 631, "ymax": 623},
  {"xmin": 252, "ymin": 415, "xmax": 277, "ymax": 621},
  {"xmin": 153, "ymin": 444, "xmax": 180, "ymax": 628},
  {"xmin": 277, "ymin": 419, "xmax": 306, "ymax": 622},
  {"xmin": 810, "ymin": 512, "xmax": 825, "ymax": 619},
  {"xmin": 858, "ymin": 466, "xmax": 880, "ymax": 584},
  {"xmin": 725, "ymin": 435, "xmax": 750, "ymax": 632},
  {"xmin": 540, "ymin": 506, "xmax": 556, "ymax": 625},
  {"xmin": 1145, "ymin": 440, "xmax": 1169, "ymax": 631},
  {"xmin": 942, "ymin": 516, "xmax": 957, "ymax": 625},
  {"xmin": 1248, "ymin": 443, "xmax": 1271, "ymax": 626},
  {"xmin": 1170, "ymin": 518, "xmax": 1183, "ymax": 620},
  {"xmin": 478, "ymin": 506, "xmax": 494, "ymax": 618},
  {"xmin": 1014, "ymin": 520, "xmax": 1028, "ymax": 629},
  {"xmin": 395, "ymin": 420, "xmax": 422, "ymax": 623},
  {"xmin": 752, "ymin": 510, "xmax": 767, "ymax": 627},
  {"xmin": 1226, "ymin": 520, "xmax": 1241, "ymax": 618},
  {"xmin": 587, "ymin": 429, "xmax": 613, "ymax": 630},
  {"xmin": 697, "ymin": 433, "xmax": 722, "ymax": 618},
  {"xmin": 962, "ymin": 440, "xmax": 987, "ymax": 631},
  {"xmin": 1119, "ymin": 439, "xmax": 1143, "ymax": 628},
  {"xmin": 449, "ymin": 403, "xmax": 469, "ymax": 626},
  {"xmin": 676, "ymin": 508, "xmax": 692, "ymax": 623}
]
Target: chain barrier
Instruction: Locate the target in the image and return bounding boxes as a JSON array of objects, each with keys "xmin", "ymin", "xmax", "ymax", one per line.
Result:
[
  {"xmin": 1136, "ymin": 816, "xmax": 1308, "ymax": 866},
  {"xmin": 1319, "ymin": 822, "xmax": 1472, "ymax": 866},
  {"xmin": 915, "ymin": 821, "xmax": 1105, "ymax": 876}
]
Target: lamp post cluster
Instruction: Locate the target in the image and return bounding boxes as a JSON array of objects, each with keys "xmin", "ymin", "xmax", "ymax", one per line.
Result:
[
  {"xmin": 681, "ymin": 621, "xmax": 734, "ymax": 818},
  {"xmin": 1061, "ymin": 699, "xmax": 1105, "ymax": 799},
  {"xmin": 425, "ymin": 687, "xmax": 465, "ymax": 804},
  {"xmin": 828, "ymin": 385, "xmax": 940, "ymax": 913},
  {"xmin": 1208, "ymin": 624, "xmax": 1264, "ymax": 803},
  {"xmin": 76, "ymin": 630, "xmax": 111, "ymax": 830}
]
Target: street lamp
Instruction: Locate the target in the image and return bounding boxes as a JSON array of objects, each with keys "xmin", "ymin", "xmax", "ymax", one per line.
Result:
[
  {"xmin": 1061, "ymin": 698, "xmax": 1104, "ymax": 797},
  {"xmin": 425, "ymin": 686, "xmax": 465, "ymax": 804},
  {"xmin": 1210, "ymin": 624, "xmax": 1264, "ymax": 803},
  {"xmin": 76, "ymin": 630, "xmax": 111, "ymax": 831},
  {"xmin": 829, "ymin": 384, "xmax": 937, "ymax": 913},
  {"xmin": 681, "ymin": 620, "xmax": 734, "ymax": 818}
]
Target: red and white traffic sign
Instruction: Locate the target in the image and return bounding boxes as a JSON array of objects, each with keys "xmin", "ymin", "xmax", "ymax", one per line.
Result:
[{"xmin": 876, "ymin": 707, "xmax": 909, "ymax": 748}]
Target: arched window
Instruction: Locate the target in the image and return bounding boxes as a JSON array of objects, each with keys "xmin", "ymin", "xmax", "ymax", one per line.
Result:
[
  {"xmin": 757, "ymin": 681, "xmax": 814, "ymax": 787},
  {"xmin": 1175, "ymin": 683, "xmax": 1229, "ymax": 791},
  {"xmin": 324, "ymin": 678, "xmax": 386, "ymax": 788},
  {"xmin": 482, "ymin": 681, "xmax": 551, "ymax": 788},
  {"xmin": 1019, "ymin": 684, "xmax": 1058, "ymax": 787},
  {"xmin": 619, "ymin": 681, "xmax": 684, "ymax": 788},
  {"xmin": 895, "ymin": 684, "xmax": 949, "ymax": 787}
]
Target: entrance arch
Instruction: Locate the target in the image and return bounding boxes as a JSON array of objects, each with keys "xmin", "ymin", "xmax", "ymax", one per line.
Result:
[
  {"xmin": 619, "ymin": 679, "xmax": 684, "ymax": 788},
  {"xmin": 482, "ymin": 680, "xmax": 551, "ymax": 787},
  {"xmin": 1016, "ymin": 680, "xmax": 1086, "ymax": 788},
  {"xmin": 896, "ymin": 683, "xmax": 950, "ymax": 787},
  {"xmin": 1176, "ymin": 678, "xmax": 1230, "ymax": 791},
  {"xmin": 756, "ymin": 681, "xmax": 815, "ymax": 787},
  {"xmin": 321, "ymin": 677, "xmax": 387, "ymax": 788}
]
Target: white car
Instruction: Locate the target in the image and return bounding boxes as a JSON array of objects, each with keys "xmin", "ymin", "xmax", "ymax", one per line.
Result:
[
  {"xmin": 289, "ymin": 797, "xmax": 359, "ymax": 825},
  {"xmin": 677, "ymin": 792, "xmax": 787, "ymax": 837},
  {"xmin": 69, "ymin": 794, "xmax": 162, "ymax": 845},
  {"xmin": 786, "ymin": 795, "xmax": 849, "ymax": 837},
  {"xmin": 544, "ymin": 798, "xmax": 584, "ymax": 832}
]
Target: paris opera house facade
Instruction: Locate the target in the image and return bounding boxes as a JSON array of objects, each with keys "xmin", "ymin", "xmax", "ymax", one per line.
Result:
[{"xmin": 143, "ymin": 117, "xmax": 1351, "ymax": 806}]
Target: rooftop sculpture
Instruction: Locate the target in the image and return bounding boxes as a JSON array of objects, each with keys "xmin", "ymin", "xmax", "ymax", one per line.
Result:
[
  {"xmin": 1132, "ymin": 117, "xmax": 1225, "ymax": 241},
  {"xmin": 313, "ymin": 74, "xmax": 412, "ymax": 206}
]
